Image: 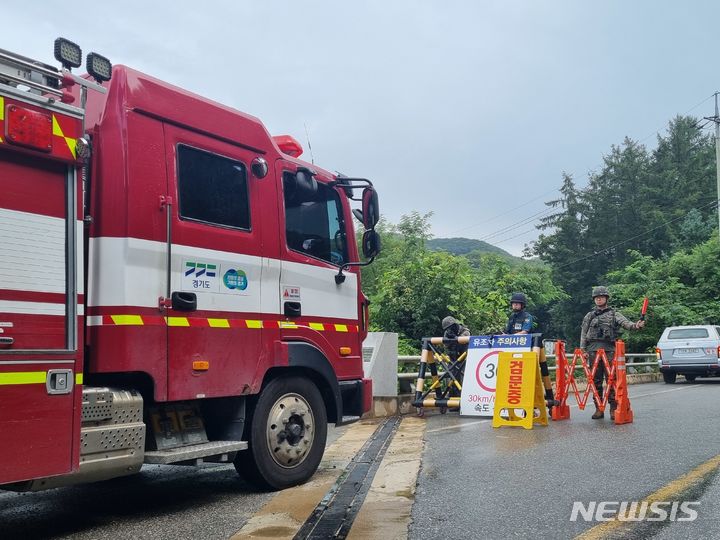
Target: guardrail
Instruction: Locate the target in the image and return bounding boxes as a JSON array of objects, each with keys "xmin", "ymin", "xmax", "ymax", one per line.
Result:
[{"xmin": 397, "ymin": 353, "xmax": 658, "ymax": 381}]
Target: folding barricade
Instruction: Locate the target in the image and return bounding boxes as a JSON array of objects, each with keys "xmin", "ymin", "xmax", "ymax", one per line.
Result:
[
  {"xmin": 552, "ymin": 339, "xmax": 633, "ymax": 425},
  {"xmin": 412, "ymin": 336, "xmax": 469, "ymax": 416}
]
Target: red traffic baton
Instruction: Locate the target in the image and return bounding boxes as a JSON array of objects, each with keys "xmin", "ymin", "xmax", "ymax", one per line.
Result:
[{"xmin": 640, "ymin": 297, "xmax": 649, "ymax": 321}]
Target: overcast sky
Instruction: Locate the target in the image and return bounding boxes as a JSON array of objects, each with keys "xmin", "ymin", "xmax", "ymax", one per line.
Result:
[{"xmin": 5, "ymin": 1, "xmax": 719, "ymax": 255}]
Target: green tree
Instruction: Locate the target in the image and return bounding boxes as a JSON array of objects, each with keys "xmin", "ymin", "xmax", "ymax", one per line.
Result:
[
  {"xmin": 607, "ymin": 236, "xmax": 720, "ymax": 351},
  {"xmin": 531, "ymin": 116, "xmax": 719, "ymax": 345},
  {"xmin": 648, "ymin": 115, "xmax": 716, "ymax": 252},
  {"xmin": 674, "ymin": 208, "xmax": 715, "ymax": 250},
  {"xmin": 528, "ymin": 173, "xmax": 592, "ymax": 341}
]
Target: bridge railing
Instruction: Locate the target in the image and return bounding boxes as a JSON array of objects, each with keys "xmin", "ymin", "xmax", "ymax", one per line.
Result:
[{"xmin": 397, "ymin": 353, "xmax": 658, "ymax": 381}]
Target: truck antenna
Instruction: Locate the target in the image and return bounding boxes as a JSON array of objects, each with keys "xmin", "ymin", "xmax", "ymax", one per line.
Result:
[{"xmin": 304, "ymin": 122, "xmax": 315, "ymax": 164}]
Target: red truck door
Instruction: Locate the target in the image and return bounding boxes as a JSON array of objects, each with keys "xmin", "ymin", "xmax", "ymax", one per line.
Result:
[
  {"xmin": 276, "ymin": 162, "xmax": 361, "ymax": 379},
  {"xmin": 163, "ymin": 126, "xmax": 272, "ymax": 400},
  {"xmin": 0, "ymin": 133, "xmax": 81, "ymax": 483}
]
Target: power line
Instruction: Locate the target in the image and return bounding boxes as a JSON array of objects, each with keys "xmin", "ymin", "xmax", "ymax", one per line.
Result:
[
  {"xmin": 448, "ymin": 187, "xmax": 559, "ymax": 235},
  {"xmin": 475, "ymin": 207, "xmax": 557, "ymax": 242},
  {"xmin": 633, "ymin": 93, "xmax": 716, "ymax": 146},
  {"xmin": 491, "ymin": 227, "xmax": 540, "ymax": 246},
  {"xmin": 447, "ymin": 92, "xmax": 718, "ymax": 247},
  {"xmin": 555, "ymin": 199, "xmax": 719, "ymax": 270}
]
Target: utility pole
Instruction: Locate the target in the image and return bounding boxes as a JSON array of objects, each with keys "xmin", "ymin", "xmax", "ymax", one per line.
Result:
[{"xmin": 704, "ymin": 92, "xmax": 720, "ymax": 242}]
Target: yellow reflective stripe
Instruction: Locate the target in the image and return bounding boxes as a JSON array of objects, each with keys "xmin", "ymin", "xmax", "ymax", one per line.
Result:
[
  {"xmin": 52, "ymin": 115, "xmax": 65, "ymax": 137},
  {"xmin": 51, "ymin": 115, "xmax": 77, "ymax": 158},
  {"xmin": 111, "ymin": 315, "xmax": 144, "ymax": 325},
  {"xmin": 100, "ymin": 315, "xmax": 355, "ymax": 332},
  {"xmin": 0, "ymin": 372, "xmax": 82, "ymax": 386},
  {"xmin": 0, "ymin": 96, "xmax": 4, "ymax": 120},
  {"xmin": 0, "ymin": 371, "xmax": 46, "ymax": 385},
  {"xmin": 65, "ymin": 137, "xmax": 77, "ymax": 158}
]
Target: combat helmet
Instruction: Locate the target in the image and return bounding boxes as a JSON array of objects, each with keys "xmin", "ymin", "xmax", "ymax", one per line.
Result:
[
  {"xmin": 592, "ymin": 286, "xmax": 610, "ymax": 299},
  {"xmin": 441, "ymin": 316, "xmax": 458, "ymax": 331}
]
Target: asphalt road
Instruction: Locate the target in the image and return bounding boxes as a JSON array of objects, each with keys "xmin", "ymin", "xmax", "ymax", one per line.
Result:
[
  {"xmin": 0, "ymin": 461, "xmax": 268, "ymax": 540},
  {"xmin": 0, "ymin": 426, "xmax": 350, "ymax": 540},
  {"xmin": 411, "ymin": 380, "xmax": 720, "ymax": 539},
  {"xmin": 2, "ymin": 381, "xmax": 719, "ymax": 539}
]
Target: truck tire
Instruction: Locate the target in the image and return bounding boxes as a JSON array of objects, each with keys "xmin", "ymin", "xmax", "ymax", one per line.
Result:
[
  {"xmin": 662, "ymin": 372, "xmax": 676, "ymax": 384},
  {"xmin": 235, "ymin": 376, "xmax": 327, "ymax": 490}
]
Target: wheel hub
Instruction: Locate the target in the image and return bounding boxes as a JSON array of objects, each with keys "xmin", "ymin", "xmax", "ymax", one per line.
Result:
[{"xmin": 266, "ymin": 393, "xmax": 315, "ymax": 468}]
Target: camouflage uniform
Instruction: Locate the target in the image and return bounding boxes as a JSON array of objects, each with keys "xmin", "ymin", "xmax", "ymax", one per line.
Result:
[
  {"xmin": 580, "ymin": 304, "xmax": 639, "ymax": 406},
  {"xmin": 441, "ymin": 316, "xmax": 470, "ymax": 397}
]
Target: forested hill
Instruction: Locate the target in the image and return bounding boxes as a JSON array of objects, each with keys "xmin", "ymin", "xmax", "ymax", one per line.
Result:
[{"xmin": 427, "ymin": 237, "xmax": 514, "ymax": 258}]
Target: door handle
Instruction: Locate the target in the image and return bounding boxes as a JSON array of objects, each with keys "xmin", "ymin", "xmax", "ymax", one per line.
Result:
[
  {"xmin": 0, "ymin": 336, "xmax": 14, "ymax": 348},
  {"xmin": 46, "ymin": 369, "xmax": 73, "ymax": 395},
  {"xmin": 171, "ymin": 291, "xmax": 197, "ymax": 311},
  {"xmin": 284, "ymin": 302, "xmax": 301, "ymax": 318}
]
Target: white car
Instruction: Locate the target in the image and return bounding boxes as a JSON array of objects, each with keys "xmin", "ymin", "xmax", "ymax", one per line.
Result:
[{"xmin": 656, "ymin": 325, "xmax": 720, "ymax": 383}]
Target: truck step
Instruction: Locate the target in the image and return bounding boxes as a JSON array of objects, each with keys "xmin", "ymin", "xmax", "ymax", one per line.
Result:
[{"xmin": 144, "ymin": 440, "xmax": 247, "ymax": 464}]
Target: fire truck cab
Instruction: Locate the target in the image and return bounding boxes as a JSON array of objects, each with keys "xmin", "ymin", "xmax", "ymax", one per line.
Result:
[{"xmin": 0, "ymin": 39, "xmax": 380, "ymax": 491}]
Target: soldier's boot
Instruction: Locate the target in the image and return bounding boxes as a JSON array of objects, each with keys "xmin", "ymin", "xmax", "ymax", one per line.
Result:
[
  {"xmin": 544, "ymin": 388, "xmax": 559, "ymax": 416},
  {"xmin": 591, "ymin": 397, "xmax": 604, "ymax": 419},
  {"xmin": 609, "ymin": 402, "xmax": 617, "ymax": 421}
]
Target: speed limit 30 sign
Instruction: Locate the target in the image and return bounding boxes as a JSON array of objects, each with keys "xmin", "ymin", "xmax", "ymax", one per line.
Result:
[{"xmin": 460, "ymin": 335, "xmax": 534, "ymax": 417}]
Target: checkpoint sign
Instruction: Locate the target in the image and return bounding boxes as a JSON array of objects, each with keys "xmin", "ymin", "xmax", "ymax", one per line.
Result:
[{"xmin": 460, "ymin": 334, "xmax": 534, "ymax": 417}]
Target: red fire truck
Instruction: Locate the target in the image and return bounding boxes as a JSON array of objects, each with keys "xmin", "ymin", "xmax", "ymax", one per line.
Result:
[{"xmin": 0, "ymin": 39, "xmax": 380, "ymax": 491}]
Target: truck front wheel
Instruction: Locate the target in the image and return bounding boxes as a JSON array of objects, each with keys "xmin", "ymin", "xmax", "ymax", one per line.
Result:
[{"xmin": 235, "ymin": 376, "xmax": 327, "ymax": 490}]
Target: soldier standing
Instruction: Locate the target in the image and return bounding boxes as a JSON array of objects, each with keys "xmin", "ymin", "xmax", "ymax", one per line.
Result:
[
  {"xmin": 580, "ymin": 286, "xmax": 645, "ymax": 420},
  {"xmin": 505, "ymin": 292, "xmax": 533, "ymax": 335},
  {"xmin": 504, "ymin": 293, "xmax": 557, "ymax": 412}
]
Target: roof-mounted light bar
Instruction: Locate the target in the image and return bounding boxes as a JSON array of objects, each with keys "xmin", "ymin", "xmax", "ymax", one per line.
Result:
[{"xmin": 273, "ymin": 135, "xmax": 304, "ymax": 158}]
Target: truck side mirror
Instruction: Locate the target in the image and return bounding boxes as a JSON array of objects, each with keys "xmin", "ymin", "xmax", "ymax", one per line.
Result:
[
  {"xmin": 361, "ymin": 187, "xmax": 379, "ymax": 230},
  {"xmin": 335, "ymin": 229, "xmax": 382, "ymax": 284},
  {"xmin": 362, "ymin": 230, "xmax": 381, "ymax": 259}
]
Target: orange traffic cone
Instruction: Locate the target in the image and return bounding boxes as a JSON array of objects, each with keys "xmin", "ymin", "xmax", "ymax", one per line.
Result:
[
  {"xmin": 551, "ymin": 340, "xmax": 571, "ymax": 421},
  {"xmin": 613, "ymin": 341, "xmax": 633, "ymax": 425}
]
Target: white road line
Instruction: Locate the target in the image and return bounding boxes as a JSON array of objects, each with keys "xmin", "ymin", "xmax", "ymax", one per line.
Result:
[
  {"xmin": 425, "ymin": 384, "xmax": 703, "ymax": 434},
  {"xmin": 630, "ymin": 384, "xmax": 703, "ymax": 399}
]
